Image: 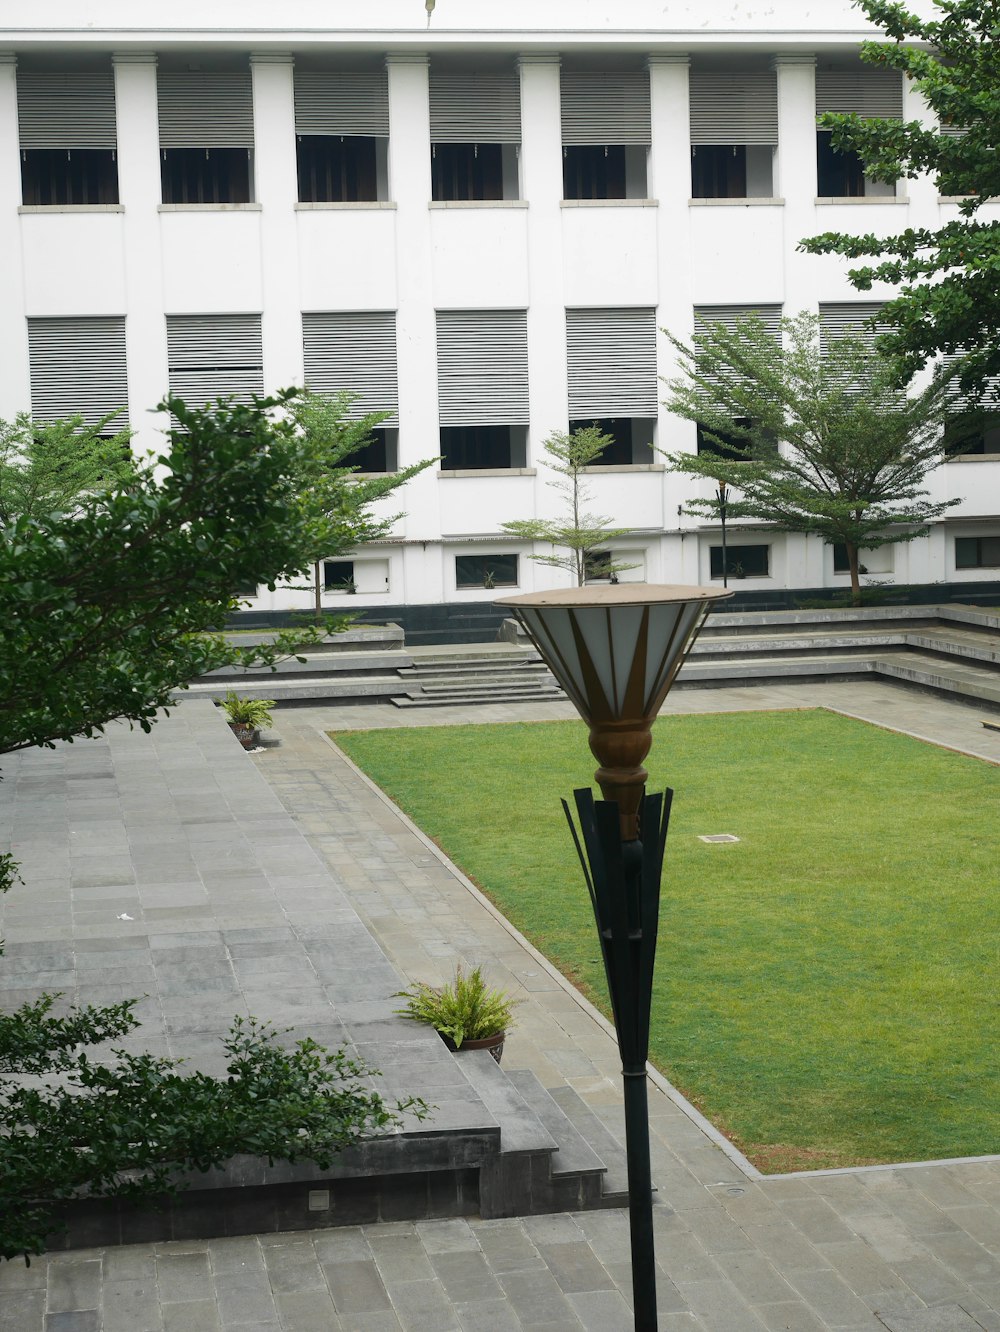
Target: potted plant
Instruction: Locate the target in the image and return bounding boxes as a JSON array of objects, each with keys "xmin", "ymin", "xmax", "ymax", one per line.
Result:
[
  {"xmin": 394, "ymin": 964, "xmax": 518, "ymax": 1064},
  {"xmin": 219, "ymin": 692, "xmax": 276, "ymax": 750}
]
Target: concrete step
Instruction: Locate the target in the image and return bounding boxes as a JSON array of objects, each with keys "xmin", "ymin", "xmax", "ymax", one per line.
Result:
[
  {"xmin": 393, "ymin": 689, "xmax": 563, "ymax": 709},
  {"xmin": 547, "ymin": 1085, "xmax": 630, "ymax": 1199}
]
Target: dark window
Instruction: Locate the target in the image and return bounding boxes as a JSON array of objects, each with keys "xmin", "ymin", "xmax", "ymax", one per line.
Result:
[
  {"xmin": 710, "ymin": 543, "xmax": 769, "ymax": 580},
  {"xmin": 440, "ymin": 425, "xmax": 518, "ymax": 470},
  {"xmin": 584, "ymin": 549, "xmax": 618, "ymax": 582},
  {"xmin": 455, "ymin": 554, "xmax": 518, "ymax": 589},
  {"xmin": 691, "ymin": 145, "xmax": 746, "ymax": 199},
  {"xmin": 696, "ymin": 419, "xmax": 751, "ymax": 460},
  {"xmin": 21, "ymin": 148, "xmax": 119, "ymax": 205},
  {"xmin": 297, "ymin": 135, "xmax": 378, "ymax": 202},
  {"xmin": 348, "ymin": 429, "xmax": 397, "ymax": 474},
  {"xmin": 563, "ymin": 144, "xmax": 626, "ymax": 200},
  {"xmin": 161, "ymin": 147, "xmax": 252, "ymax": 204},
  {"xmin": 816, "ymin": 131, "xmax": 865, "ymax": 197},
  {"xmin": 323, "ymin": 560, "xmax": 356, "ymax": 591},
  {"xmin": 568, "ymin": 418, "xmax": 635, "ymax": 466},
  {"xmin": 234, "ymin": 581, "xmax": 259, "ymax": 598},
  {"xmin": 944, "ymin": 412, "xmax": 1000, "ymax": 457},
  {"xmin": 831, "ymin": 543, "xmax": 874, "ymax": 575},
  {"xmin": 431, "ymin": 142, "xmax": 503, "ymax": 201},
  {"xmin": 955, "ymin": 536, "xmax": 1000, "ymax": 570}
]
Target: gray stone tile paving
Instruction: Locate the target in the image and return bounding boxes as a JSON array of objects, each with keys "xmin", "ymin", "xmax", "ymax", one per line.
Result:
[{"xmin": 2, "ymin": 681, "xmax": 1000, "ymax": 1329}]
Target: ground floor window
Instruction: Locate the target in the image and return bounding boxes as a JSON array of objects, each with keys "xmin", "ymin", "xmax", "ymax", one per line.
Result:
[
  {"xmin": 323, "ymin": 560, "xmax": 356, "ymax": 592},
  {"xmin": 710, "ymin": 543, "xmax": 769, "ymax": 580},
  {"xmin": 455, "ymin": 554, "xmax": 518, "ymax": 589},
  {"xmin": 955, "ymin": 536, "xmax": 1000, "ymax": 570},
  {"xmin": 440, "ymin": 425, "xmax": 526, "ymax": 470}
]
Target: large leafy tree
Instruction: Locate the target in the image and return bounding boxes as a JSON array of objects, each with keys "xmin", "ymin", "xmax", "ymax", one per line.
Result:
[
  {"xmin": 501, "ymin": 426, "xmax": 637, "ymax": 586},
  {"xmin": 0, "ymin": 411, "xmax": 135, "ymax": 527},
  {"xmin": 800, "ymin": 0, "xmax": 1000, "ymax": 401},
  {"xmin": 662, "ymin": 312, "xmax": 959, "ymax": 604}
]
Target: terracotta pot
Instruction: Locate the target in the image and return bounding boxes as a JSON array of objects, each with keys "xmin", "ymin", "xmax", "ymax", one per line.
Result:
[
  {"xmin": 228, "ymin": 723, "xmax": 259, "ymax": 751},
  {"xmin": 441, "ymin": 1030, "xmax": 506, "ymax": 1064}
]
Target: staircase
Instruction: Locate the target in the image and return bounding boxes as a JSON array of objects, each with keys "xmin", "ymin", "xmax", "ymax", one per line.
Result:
[{"xmin": 393, "ymin": 648, "xmax": 564, "ymax": 708}]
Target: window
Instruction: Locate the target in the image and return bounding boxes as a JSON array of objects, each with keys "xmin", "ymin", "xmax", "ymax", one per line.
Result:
[
  {"xmin": 818, "ymin": 303, "xmax": 888, "ymax": 393},
  {"xmin": 689, "ymin": 72, "xmax": 777, "ymax": 199},
  {"xmin": 696, "ymin": 419, "xmax": 751, "ymax": 460},
  {"xmin": 27, "ymin": 316, "xmax": 128, "ymax": 431},
  {"xmin": 944, "ymin": 412, "xmax": 1000, "ymax": 457},
  {"xmin": 455, "ymin": 554, "xmax": 518, "ymax": 589},
  {"xmin": 302, "ymin": 311, "xmax": 399, "ymax": 472},
  {"xmin": 158, "ymin": 69, "xmax": 254, "ymax": 204},
  {"xmin": 815, "ymin": 70, "xmax": 901, "ymax": 198},
  {"xmin": 323, "ymin": 560, "xmax": 356, "ymax": 591},
  {"xmin": 955, "ymin": 537, "xmax": 1000, "ymax": 570},
  {"xmin": 429, "ymin": 69, "xmax": 521, "ymax": 201},
  {"xmin": 710, "ymin": 543, "xmax": 769, "ymax": 580},
  {"xmin": 436, "ymin": 309, "xmax": 529, "ymax": 468},
  {"xmin": 294, "ymin": 70, "xmax": 389, "ymax": 202},
  {"xmin": 17, "ymin": 70, "xmax": 119, "ymax": 205},
  {"xmin": 561, "ymin": 70, "xmax": 650, "ymax": 199},
  {"xmin": 566, "ymin": 308, "xmax": 658, "ymax": 463},
  {"xmin": 166, "ymin": 315, "xmax": 263, "ymax": 408},
  {"xmin": 832, "ymin": 544, "xmax": 892, "ymax": 575}
]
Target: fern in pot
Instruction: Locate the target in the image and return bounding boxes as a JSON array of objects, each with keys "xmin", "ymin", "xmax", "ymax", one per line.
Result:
[
  {"xmin": 219, "ymin": 692, "xmax": 276, "ymax": 750},
  {"xmin": 394, "ymin": 965, "xmax": 519, "ymax": 1064}
]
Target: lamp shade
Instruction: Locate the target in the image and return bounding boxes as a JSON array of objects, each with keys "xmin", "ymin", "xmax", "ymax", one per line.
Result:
[{"xmin": 496, "ymin": 585, "xmax": 732, "ymax": 836}]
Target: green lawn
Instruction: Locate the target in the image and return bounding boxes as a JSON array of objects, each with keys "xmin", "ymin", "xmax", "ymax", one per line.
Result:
[{"xmin": 333, "ymin": 709, "xmax": 1000, "ymax": 1172}]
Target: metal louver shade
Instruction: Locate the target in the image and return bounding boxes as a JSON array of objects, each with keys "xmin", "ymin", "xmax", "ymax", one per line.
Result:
[
  {"xmin": 495, "ymin": 585, "xmax": 730, "ymax": 727},
  {"xmin": 693, "ymin": 305, "xmax": 782, "ymax": 341},
  {"xmin": 429, "ymin": 71, "xmax": 521, "ymax": 144},
  {"xmin": 302, "ymin": 311, "xmax": 398, "ymax": 425},
  {"xmin": 166, "ymin": 314, "xmax": 263, "ymax": 409},
  {"xmin": 294, "ymin": 71, "xmax": 389, "ymax": 137},
  {"xmin": 689, "ymin": 72, "xmax": 778, "ymax": 146},
  {"xmin": 561, "ymin": 71, "xmax": 651, "ymax": 146},
  {"xmin": 566, "ymin": 308, "xmax": 658, "ymax": 419},
  {"xmin": 158, "ymin": 71, "xmax": 254, "ymax": 148},
  {"xmin": 17, "ymin": 71, "xmax": 117, "ymax": 149},
  {"xmin": 815, "ymin": 71, "xmax": 903, "ymax": 120},
  {"xmin": 818, "ymin": 302, "xmax": 887, "ymax": 352},
  {"xmin": 436, "ymin": 310, "xmax": 529, "ymax": 426},
  {"xmin": 28, "ymin": 317, "xmax": 128, "ymax": 428}
]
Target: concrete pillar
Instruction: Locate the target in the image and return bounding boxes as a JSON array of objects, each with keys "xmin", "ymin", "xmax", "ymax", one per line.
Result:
[
  {"xmin": 0, "ymin": 53, "xmax": 28, "ymax": 419},
  {"xmin": 774, "ymin": 54, "xmax": 818, "ymax": 318},
  {"xmin": 251, "ymin": 52, "xmax": 301, "ymax": 395},
  {"xmin": 113, "ymin": 51, "xmax": 168, "ymax": 453}
]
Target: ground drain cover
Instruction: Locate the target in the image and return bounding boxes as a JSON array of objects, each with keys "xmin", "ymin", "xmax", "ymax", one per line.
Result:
[{"xmin": 698, "ymin": 834, "xmax": 741, "ymax": 844}]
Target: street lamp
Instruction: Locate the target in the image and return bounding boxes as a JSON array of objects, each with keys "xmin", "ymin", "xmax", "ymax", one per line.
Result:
[
  {"xmin": 495, "ymin": 584, "xmax": 731, "ymax": 1332},
  {"xmin": 717, "ymin": 482, "xmax": 730, "ymax": 589}
]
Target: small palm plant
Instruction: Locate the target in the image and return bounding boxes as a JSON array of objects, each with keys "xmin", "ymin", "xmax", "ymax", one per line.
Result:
[
  {"xmin": 394, "ymin": 965, "xmax": 519, "ymax": 1059},
  {"xmin": 219, "ymin": 693, "xmax": 276, "ymax": 729}
]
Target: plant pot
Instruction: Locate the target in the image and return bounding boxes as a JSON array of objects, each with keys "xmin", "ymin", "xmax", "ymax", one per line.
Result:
[
  {"xmin": 441, "ymin": 1030, "xmax": 506, "ymax": 1064},
  {"xmin": 228, "ymin": 723, "xmax": 259, "ymax": 751}
]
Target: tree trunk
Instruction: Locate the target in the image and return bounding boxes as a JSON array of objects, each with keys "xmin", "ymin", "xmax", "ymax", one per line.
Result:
[{"xmin": 846, "ymin": 541, "xmax": 862, "ymax": 607}]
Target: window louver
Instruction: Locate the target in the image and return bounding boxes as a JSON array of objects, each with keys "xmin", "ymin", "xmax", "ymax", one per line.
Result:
[
  {"xmin": 429, "ymin": 71, "xmax": 521, "ymax": 144},
  {"xmin": 28, "ymin": 316, "xmax": 128, "ymax": 428},
  {"xmin": 560, "ymin": 71, "xmax": 651, "ymax": 146},
  {"xmin": 302, "ymin": 312, "xmax": 398, "ymax": 425},
  {"xmin": 17, "ymin": 71, "xmax": 117, "ymax": 149},
  {"xmin": 157, "ymin": 71, "xmax": 254, "ymax": 149},
  {"xmin": 689, "ymin": 73, "xmax": 778, "ymax": 146},
  {"xmin": 694, "ymin": 305, "xmax": 783, "ymax": 340},
  {"xmin": 566, "ymin": 308, "xmax": 658, "ymax": 418},
  {"xmin": 294, "ymin": 71, "xmax": 390, "ymax": 138},
  {"xmin": 815, "ymin": 71, "xmax": 903, "ymax": 120},
  {"xmin": 817, "ymin": 302, "xmax": 887, "ymax": 351},
  {"xmin": 166, "ymin": 314, "xmax": 263, "ymax": 408},
  {"xmin": 436, "ymin": 310, "xmax": 529, "ymax": 426}
]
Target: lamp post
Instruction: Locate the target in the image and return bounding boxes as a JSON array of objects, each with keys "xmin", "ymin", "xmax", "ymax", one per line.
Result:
[
  {"xmin": 495, "ymin": 584, "xmax": 732, "ymax": 1332},
  {"xmin": 717, "ymin": 482, "xmax": 730, "ymax": 588}
]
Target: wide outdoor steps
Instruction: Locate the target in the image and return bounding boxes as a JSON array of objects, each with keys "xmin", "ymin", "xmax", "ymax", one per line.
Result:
[{"xmin": 182, "ymin": 605, "xmax": 1000, "ymax": 714}]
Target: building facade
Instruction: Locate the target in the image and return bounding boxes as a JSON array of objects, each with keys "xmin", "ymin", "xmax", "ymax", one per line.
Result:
[{"xmin": 2, "ymin": 0, "xmax": 998, "ymax": 623}]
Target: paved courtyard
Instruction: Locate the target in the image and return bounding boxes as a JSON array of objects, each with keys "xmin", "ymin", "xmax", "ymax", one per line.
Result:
[{"xmin": 2, "ymin": 680, "xmax": 1000, "ymax": 1331}]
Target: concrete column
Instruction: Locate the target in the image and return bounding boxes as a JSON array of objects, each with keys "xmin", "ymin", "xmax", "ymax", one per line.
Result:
[
  {"xmin": 518, "ymin": 52, "xmax": 565, "ymax": 522},
  {"xmin": 113, "ymin": 51, "xmax": 168, "ymax": 453},
  {"xmin": 902, "ymin": 79, "xmax": 940, "ymax": 225},
  {"xmin": 386, "ymin": 51, "xmax": 441, "ymax": 598},
  {"xmin": 250, "ymin": 53, "xmax": 301, "ymax": 395},
  {"xmin": 0, "ymin": 52, "xmax": 28, "ymax": 419},
  {"xmin": 774, "ymin": 55, "xmax": 819, "ymax": 318},
  {"xmin": 648, "ymin": 54, "xmax": 692, "ymax": 575}
]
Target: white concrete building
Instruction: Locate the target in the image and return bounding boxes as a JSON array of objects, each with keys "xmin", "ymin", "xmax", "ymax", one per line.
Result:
[{"xmin": 2, "ymin": 1, "xmax": 998, "ymax": 635}]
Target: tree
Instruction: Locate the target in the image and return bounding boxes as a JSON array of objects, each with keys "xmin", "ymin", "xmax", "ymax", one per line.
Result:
[
  {"xmin": 0, "ymin": 411, "xmax": 135, "ymax": 527},
  {"xmin": 290, "ymin": 392, "xmax": 434, "ymax": 621},
  {"xmin": 662, "ymin": 312, "xmax": 960, "ymax": 605},
  {"xmin": 500, "ymin": 426, "xmax": 638, "ymax": 586},
  {"xmin": 800, "ymin": 0, "xmax": 1000, "ymax": 402},
  {"xmin": 0, "ymin": 390, "xmax": 419, "ymax": 757}
]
